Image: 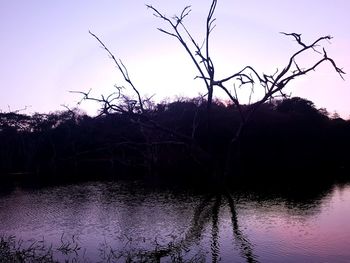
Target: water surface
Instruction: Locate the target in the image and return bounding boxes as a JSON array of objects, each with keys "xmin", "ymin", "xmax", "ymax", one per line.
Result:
[{"xmin": 0, "ymin": 180, "xmax": 349, "ymax": 262}]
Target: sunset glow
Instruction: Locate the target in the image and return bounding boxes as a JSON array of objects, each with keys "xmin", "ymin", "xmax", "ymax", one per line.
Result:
[{"xmin": 0, "ymin": 0, "xmax": 348, "ymax": 117}]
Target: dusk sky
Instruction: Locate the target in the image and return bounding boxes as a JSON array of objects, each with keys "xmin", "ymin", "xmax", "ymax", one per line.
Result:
[{"xmin": 0, "ymin": 0, "xmax": 348, "ymax": 117}]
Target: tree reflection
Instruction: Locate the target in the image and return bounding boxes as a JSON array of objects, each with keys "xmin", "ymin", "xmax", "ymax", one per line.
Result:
[
  {"xmin": 211, "ymin": 195, "xmax": 221, "ymax": 263},
  {"xmin": 225, "ymin": 192, "xmax": 259, "ymax": 263},
  {"xmin": 123, "ymin": 192, "xmax": 260, "ymax": 263}
]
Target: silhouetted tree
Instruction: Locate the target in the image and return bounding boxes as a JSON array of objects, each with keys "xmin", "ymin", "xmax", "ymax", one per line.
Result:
[
  {"xmin": 276, "ymin": 97, "xmax": 327, "ymax": 121},
  {"xmin": 147, "ymin": 0, "xmax": 345, "ymax": 176},
  {"xmin": 72, "ymin": 0, "xmax": 345, "ymax": 181}
]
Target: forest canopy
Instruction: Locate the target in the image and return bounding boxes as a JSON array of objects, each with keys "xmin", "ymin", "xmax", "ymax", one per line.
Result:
[{"xmin": 0, "ymin": 97, "xmax": 349, "ymax": 184}]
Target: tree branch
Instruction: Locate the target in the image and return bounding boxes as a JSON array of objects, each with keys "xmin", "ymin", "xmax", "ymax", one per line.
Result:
[{"xmin": 89, "ymin": 31, "xmax": 145, "ymax": 113}]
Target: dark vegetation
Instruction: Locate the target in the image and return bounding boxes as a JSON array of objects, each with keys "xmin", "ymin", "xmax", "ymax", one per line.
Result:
[
  {"xmin": 0, "ymin": 234, "xmax": 81, "ymax": 263},
  {"xmin": 0, "ymin": 97, "xmax": 349, "ymax": 185}
]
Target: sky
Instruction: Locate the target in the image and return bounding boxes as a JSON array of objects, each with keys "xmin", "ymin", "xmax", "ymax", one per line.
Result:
[{"xmin": 0, "ymin": 0, "xmax": 349, "ymax": 118}]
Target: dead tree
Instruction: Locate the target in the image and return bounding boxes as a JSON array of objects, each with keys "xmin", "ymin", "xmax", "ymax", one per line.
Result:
[
  {"xmin": 147, "ymin": 0, "xmax": 345, "ymax": 176},
  {"xmin": 147, "ymin": 2, "xmax": 217, "ymax": 113},
  {"xmin": 76, "ymin": 1, "xmax": 344, "ymax": 179},
  {"xmin": 72, "ymin": 32, "xmax": 209, "ymax": 175},
  {"xmin": 71, "ymin": 32, "xmax": 146, "ymax": 117}
]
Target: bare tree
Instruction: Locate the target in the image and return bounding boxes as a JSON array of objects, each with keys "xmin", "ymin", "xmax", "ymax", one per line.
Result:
[
  {"xmin": 147, "ymin": 0, "xmax": 345, "ymax": 175},
  {"xmin": 71, "ymin": 31, "xmax": 149, "ymax": 118},
  {"xmin": 146, "ymin": 2, "xmax": 217, "ymax": 113},
  {"xmin": 75, "ymin": 0, "xmax": 345, "ymax": 179}
]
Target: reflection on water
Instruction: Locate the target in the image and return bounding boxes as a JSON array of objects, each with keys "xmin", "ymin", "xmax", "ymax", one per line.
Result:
[{"xmin": 0, "ymin": 180, "xmax": 350, "ymax": 262}]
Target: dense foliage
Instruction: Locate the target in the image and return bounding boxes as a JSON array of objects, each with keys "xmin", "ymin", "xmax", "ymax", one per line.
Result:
[{"xmin": 0, "ymin": 97, "xmax": 349, "ymax": 184}]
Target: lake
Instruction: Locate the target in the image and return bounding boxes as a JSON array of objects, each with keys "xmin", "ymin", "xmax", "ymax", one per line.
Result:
[{"xmin": 0, "ymin": 180, "xmax": 350, "ymax": 262}]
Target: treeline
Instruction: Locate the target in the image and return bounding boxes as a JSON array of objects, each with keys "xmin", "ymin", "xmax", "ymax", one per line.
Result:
[{"xmin": 0, "ymin": 97, "xmax": 349, "ymax": 184}]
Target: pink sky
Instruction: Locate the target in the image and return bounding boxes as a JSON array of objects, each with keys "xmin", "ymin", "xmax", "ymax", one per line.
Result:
[{"xmin": 0, "ymin": 0, "xmax": 349, "ymax": 117}]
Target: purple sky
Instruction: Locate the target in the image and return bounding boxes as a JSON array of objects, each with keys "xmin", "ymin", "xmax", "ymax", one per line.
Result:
[{"xmin": 0, "ymin": 0, "xmax": 348, "ymax": 117}]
